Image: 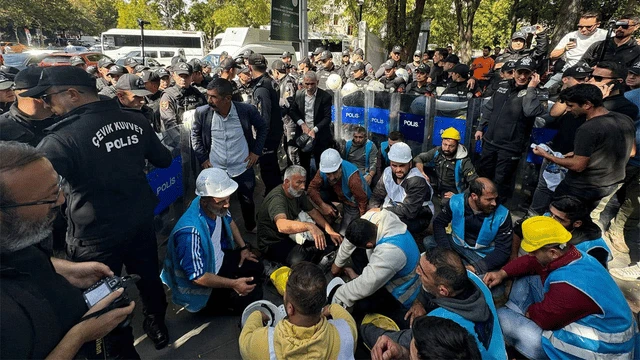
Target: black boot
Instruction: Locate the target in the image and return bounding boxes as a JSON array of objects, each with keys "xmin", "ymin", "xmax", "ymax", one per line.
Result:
[{"xmin": 143, "ymin": 314, "xmax": 169, "ymax": 350}]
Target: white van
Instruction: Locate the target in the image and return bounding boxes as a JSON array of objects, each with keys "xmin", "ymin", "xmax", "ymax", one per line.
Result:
[{"xmin": 202, "ymin": 27, "xmax": 296, "ymax": 67}]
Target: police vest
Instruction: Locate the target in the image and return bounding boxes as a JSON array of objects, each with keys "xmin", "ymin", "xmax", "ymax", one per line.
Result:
[
  {"xmin": 345, "ymin": 140, "xmax": 373, "ymax": 173},
  {"xmin": 449, "ymin": 193, "xmax": 509, "ymax": 257},
  {"xmin": 320, "ymin": 160, "xmax": 371, "ymax": 203},
  {"xmin": 382, "ymin": 167, "xmax": 433, "ymax": 212},
  {"xmin": 541, "ymin": 251, "xmax": 637, "ymax": 359},
  {"xmin": 267, "ymin": 318, "xmax": 355, "ymax": 360},
  {"xmin": 427, "ymin": 149, "xmax": 465, "ymax": 193},
  {"xmin": 428, "ymin": 271, "xmax": 508, "ymax": 360},
  {"xmin": 160, "ymin": 196, "xmax": 234, "ymax": 312}
]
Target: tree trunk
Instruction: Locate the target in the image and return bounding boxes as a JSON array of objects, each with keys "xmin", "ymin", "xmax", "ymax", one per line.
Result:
[
  {"xmin": 386, "ymin": 0, "xmax": 397, "ymax": 50},
  {"xmin": 550, "ymin": 0, "xmax": 581, "ymax": 49},
  {"xmin": 510, "ymin": 0, "xmax": 519, "ymax": 33},
  {"xmin": 405, "ymin": 0, "xmax": 426, "ymax": 55},
  {"xmin": 454, "ymin": 0, "xmax": 482, "ymax": 63}
]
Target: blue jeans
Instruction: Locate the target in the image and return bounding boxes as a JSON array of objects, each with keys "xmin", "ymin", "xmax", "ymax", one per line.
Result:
[{"xmin": 497, "ymin": 275, "xmax": 549, "ymax": 360}]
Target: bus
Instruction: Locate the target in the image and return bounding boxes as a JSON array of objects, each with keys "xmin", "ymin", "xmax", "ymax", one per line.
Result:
[{"xmin": 100, "ymin": 29, "xmax": 207, "ymax": 63}]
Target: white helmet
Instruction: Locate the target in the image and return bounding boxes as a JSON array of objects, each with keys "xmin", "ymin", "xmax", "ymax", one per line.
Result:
[
  {"xmin": 341, "ymin": 82, "xmax": 359, "ymax": 97},
  {"xmin": 395, "ymin": 68, "xmax": 409, "ymax": 83},
  {"xmin": 326, "ymin": 74, "xmax": 343, "ymax": 90},
  {"xmin": 319, "ymin": 148, "xmax": 342, "ymax": 173},
  {"xmin": 241, "ymin": 300, "xmax": 286, "ymax": 328},
  {"xmin": 387, "ymin": 142, "xmax": 412, "ymax": 163},
  {"xmin": 366, "ymin": 80, "xmax": 385, "ymax": 92},
  {"xmin": 195, "ymin": 168, "xmax": 238, "ymax": 197}
]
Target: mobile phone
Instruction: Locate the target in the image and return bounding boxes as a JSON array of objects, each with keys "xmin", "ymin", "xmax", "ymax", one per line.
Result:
[{"xmin": 569, "ymin": 38, "xmax": 576, "ymax": 42}]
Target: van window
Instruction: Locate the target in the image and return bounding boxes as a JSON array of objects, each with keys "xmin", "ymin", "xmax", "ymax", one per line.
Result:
[{"xmin": 160, "ymin": 51, "xmax": 175, "ymax": 58}]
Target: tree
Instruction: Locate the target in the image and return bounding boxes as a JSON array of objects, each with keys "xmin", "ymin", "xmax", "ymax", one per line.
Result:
[
  {"xmin": 211, "ymin": 0, "xmax": 270, "ymax": 30},
  {"xmin": 116, "ymin": 0, "xmax": 165, "ymax": 29},
  {"xmin": 187, "ymin": 1, "xmax": 221, "ymax": 38},
  {"xmin": 453, "ymin": 0, "xmax": 483, "ymax": 63},
  {"xmin": 156, "ymin": 0, "xmax": 188, "ymax": 29}
]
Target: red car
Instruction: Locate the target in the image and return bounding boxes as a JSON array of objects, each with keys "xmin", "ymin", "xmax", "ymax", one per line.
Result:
[{"xmin": 38, "ymin": 52, "xmax": 114, "ymax": 67}]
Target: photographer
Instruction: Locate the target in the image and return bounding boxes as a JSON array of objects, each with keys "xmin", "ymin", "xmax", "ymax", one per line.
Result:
[{"xmin": 0, "ymin": 141, "xmax": 136, "ymax": 359}]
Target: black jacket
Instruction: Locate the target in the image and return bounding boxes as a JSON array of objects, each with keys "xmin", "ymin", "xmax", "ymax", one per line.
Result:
[
  {"xmin": 159, "ymin": 85, "xmax": 207, "ymax": 129},
  {"xmin": 191, "ymin": 102, "xmax": 268, "ymax": 165},
  {"xmin": 37, "ymin": 99, "xmax": 171, "ymax": 242},
  {"xmin": 289, "ymin": 88, "xmax": 334, "ymax": 144},
  {"xmin": 581, "ymin": 37, "xmax": 640, "ymax": 68},
  {"xmin": 379, "ymin": 74, "xmax": 407, "ymax": 93},
  {"xmin": 0, "ymin": 103, "xmax": 57, "ymax": 146},
  {"xmin": 252, "ymin": 73, "xmax": 283, "ymax": 148},
  {"xmin": 478, "ymin": 80, "xmax": 548, "ymax": 153},
  {"xmin": 495, "ymin": 31, "xmax": 549, "ymax": 65}
]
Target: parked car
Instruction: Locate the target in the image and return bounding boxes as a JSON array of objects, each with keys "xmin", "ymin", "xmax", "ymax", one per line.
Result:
[
  {"xmin": 2, "ymin": 52, "xmax": 50, "ymax": 70},
  {"xmin": 39, "ymin": 52, "xmax": 114, "ymax": 67},
  {"xmin": 0, "ymin": 42, "xmax": 29, "ymax": 54}
]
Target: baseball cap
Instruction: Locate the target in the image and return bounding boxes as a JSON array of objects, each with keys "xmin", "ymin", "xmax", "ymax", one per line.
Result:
[
  {"xmin": 563, "ymin": 63, "xmax": 592, "ymax": 79},
  {"xmin": 281, "ymin": 51, "xmax": 292, "ymax": 58},
  {"xmin": 444, "ymin": 54, "xmax": 459, "ymax": 64},
  {"xmin": 312, "ymin": 47, "xmax": 324, "ymax": 55},
  {"xmin": 447, "ymin": 63, "xmax": 470, "ymax": 77},
  {"xmin": 512, "ymin": 31, "xmax": 527, "ymax": 40},
  {"xmin": 416, "ymin": 63, "xmax": 429, "ymax": 73},
  {"xmin": 354, "ymin": 48, "xmax": 364, "ymax": 56},
  {"xmin": 0, "ymin": 74, "xmax": 13, "ymax": 90},
  {"xmin": 220, "ymin": 57, "xmax": 240, "ymax": 71},
  {"xmin": 352, "ymin": 61, "xmax": 365, "ymax": 71},
  {"xmin": 319, "ymin": 50, "xmax": 333, "ymax": 61},
  {"xmin": 98, "ymin": 58, "xmax": 115, "ymax": 69},
  {"xmin": 190, "ymin": 62, "xmax": 203, "ymax": 72},
  {"xmin": 515, "ymin": 56, "xmax": 536, "ymax": 71},
  {"xmin": 156, "ymin": 68, "xmax": 170, "ymax": 79},
  {"xmin": 392, "ymin": 45, "xmax": 402, "ymax": 53},
  {"xmin": 86, "ymin": 66, "xmax": 98, "ymax": 77},
  {"xmin": 248, "ymin": 53, "xmax": 267, "ymax": 67},
  {"xmin": 342, "ymin": 49, "xmax": 350, "ymax": 56},
  {"xmin": 629, "ymin": 61, "xmax": 640, "ymax": 75},
  {"xmin": 501, "ymin": 60, "xmax": 517, "ymax": 72},
  {"xmin": 272, "ymin": 60, "xmax": 287, "ymax": 73},
  {"xmin": 383, "ymin": 59, "xmax": 397, "ymax": 70},
  {"xmin": 108, "ymin": 65, "xmax": 128, "ymax": 76},
  {"xmin": 124, "ymin": 57, "xmax": 140, "ymax": 67},
  {"xmin": 174, "ymin": 62, "xmax": 193, "ymax": 75},
  {"xmin": 134, "ymin": 64, "xmax": 150, "ymax": 73},
  {"xmin": 115, "ymin": 74, "xmax": 152, "ymax": 96},
  {"xmin": 140, "ymin": 70, "xmax": 160, "ymax": 83},
  {"xmin": 19, "ymin": 66, "xmax": 96, "ymax": 98},
  {"xmin": 171, "ymin": 56, "xmax": 185, "ymax": 67},
  {"xmin": 243, "ymin": 49, "xmax": 254, "ymax": 58},
  {"xmin": 70, "ymin": 56, "xmax": 86, "ymax": 66},
  {"xmin": 238, "ymin": 65, "xmax": 251, "ymax": 74},
  {"xmin": 14, "ymin": 67, "xmax": 44, "ymax": 90},
  {"xmin": 414, "ymin": 50, "xmax": 422, "ymax": 56}
]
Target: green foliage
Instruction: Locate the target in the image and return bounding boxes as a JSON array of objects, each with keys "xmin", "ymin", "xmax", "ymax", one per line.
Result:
[
  {"xmin": 116, "ymin": 0, "xmax": 165, "ymax": 29},
  {"xmin": 472, "ymin": 0, "xmax": 512, "ymax": 48},
  {"xmin": 211, "ymin": 0, "xmax": 270, "ymax": 30}
]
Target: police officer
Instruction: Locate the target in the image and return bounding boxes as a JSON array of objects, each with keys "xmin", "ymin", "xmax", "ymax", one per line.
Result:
[
  {"xmin": 375, "ymin": 45, "xmax": 405, "ymax": 79},
  {"xmin": 311, "ymin": 47, "xmax": 325, "ymax": 66},
  {"xmin": 96, "ymin": 58, "xmax": 114, "ymax": 92},
  {"xmin": 280, "ymin": 51, "xmax": 296, "ymax": 74},
  {"xmin": 236, "ymin": 65, "xmax": 254, "ymax": 103},
  {"xmin": 115, "ymin": 73, "xmax": 156, "ymax": 128},
  {"xmin": 123, "ymin": 57, "xmax": 139, "ymax": 74},
  {"xmin": 248, "ymin": 53, "xmax": 284, "ymax": 194},
  {"xmin": 70, "ymin": 56, "xmax": 87, "ymax": 70},
  {"xmin": 218, "ymin": 57, "xmax": 243, "ymax": 102},
  {"xmin": 189, "ymin": 59, "xmax": 207, "ymax": 92},
  {"xmin": 25, "ymin": 66, "xmax": 172, "ymax": 351},
  {"xmin": 159, "ymin": 62, "xmax": 207, "ymax": 131},
  {"xmin": 347, "ymin": 61, "xmax": 373, "ymax": 86},
  {"xmin": 316, "ymin": 50, "xmax": 345, "ymax": 90},
  {"xmin": 0, "ymin": 74, "xmax": 14, "ymax": 114},
  {"xmin": 141, "ymin": 70, "xmax": 163, "ymax": 133},
  {"xmin": 379, "ymin": 60, "xmax": 406, "ymax": 93},
  {"xmin": 442, "ymin": 64, "xmax": 480, "ymax": 99},
  {"xmin": 157, "ymin": 68, "xmax": 171, "ymax": 91},
  {"xmin": 98, "ymin": 64, "xmax": 127, "ymax": 98},
  {"xmin": 272, "ymin": 59, "xmax": 299, "ymax": 165},
  {"xmin": 405, "ymin": 63, "xmax": 432, "ymax": 95},
  {"xmin": 341, "ymin": 49, "xmax": 352, "ymax": 77},
  {"xmin": 352, "ymin": 48, "xmax": 374, "ymax": 77},
  {"xmin": 405, "ymin": 50, "xmax": 423, "ymax": 82}
]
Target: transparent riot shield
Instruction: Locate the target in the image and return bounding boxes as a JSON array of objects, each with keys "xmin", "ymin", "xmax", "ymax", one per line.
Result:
[
  {"xmin": 397, "ymin": 93, "xmax": 433, "ymax": 155},
  {"xmin": 432, "ymin": 95, "xmax": 470, "ymax": 150},
  {"xmin": 364, "ymin": 89, "xmax": 393, "ymax": 149}
]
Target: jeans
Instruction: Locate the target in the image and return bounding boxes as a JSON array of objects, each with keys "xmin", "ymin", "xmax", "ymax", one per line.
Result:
[
  {"xmin": 233, "ymin": 168, "xmax": 257, "ymax": 231},
  {"xmin": 476, "ymin": 142, "xmax": 521, "ymax": 202},
  {"xmin": 497, "ymin": 275, "xmax": 549, "ymax": 360},
  {"xmin": 608, "ymin": 166, "xmax": 640, "ymax": 263}
]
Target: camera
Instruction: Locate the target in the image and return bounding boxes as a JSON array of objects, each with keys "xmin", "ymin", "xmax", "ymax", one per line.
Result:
[{"xmin": 83, "ymin": 275, "xmax": 139, "ymax": 307}]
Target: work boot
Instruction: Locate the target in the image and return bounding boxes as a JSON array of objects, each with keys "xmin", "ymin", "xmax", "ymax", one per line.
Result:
[{"xmin": 143, "ymin": 314, "xmax": 169, "ymax": 350}]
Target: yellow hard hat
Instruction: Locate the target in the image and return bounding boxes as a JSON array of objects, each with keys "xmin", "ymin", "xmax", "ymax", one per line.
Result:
[
  {"xmin": 361, "ymin": 313, "xmax": 400, "ymax": 351},
  {"xmin": 269, "ymin": 266, "xmax": 291, "ymax": 297},
  {"xmin": 441, "ymin": 127, "xmax": 461, "ymax": 141},
  {"xmin": 521, "ymin": 216, "xmax": 572, "ymax": 253}
]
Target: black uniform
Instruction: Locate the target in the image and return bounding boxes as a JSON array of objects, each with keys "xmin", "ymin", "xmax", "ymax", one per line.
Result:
[
  {"xmin": 37, "ymin": 99, "xmax": 172, "ymax": 327},
  {"xmin": 428, "ymin": 64, "xmax": 447, "ymax": 87},
  {"xmin": 252, "ymin": 73, "xmax": 284, "ymax": 193},
  {"xmin": 379, "ymin": 74, "xmax": 406, "ymax": 93},
  {"xmin": 405, "ymin": 62, "xmax": 425, "ymax": 82},
  {"xmin": 317, "ymin": 63, "xmax": 346, "ymax": 90},
  {"xmin": 277, "ymin": 73, "xmax": 300, "ymax": 165},
  {"xmin": 0, "ymin": 101, "xmax": 12, "ymax": 115},
  {"xmin": 236, "ymin": 80, "xmax": 254, "ymax": 103},
  {"xmin": 145, "ymin": 90, "xmax": 163, "ymax": 133},
  {"xmin": 348, "ymin": 75, "xmax": 373, "ymax": 87},
  {"xmin": 159, "ymin": 85, "xmax": 207, "ymax": 130},
  {"xmin": 0, "ymin": 103, "xmax": 56, "ymax": 146},
  {"xmin": 405, "ymin": 81, "xmax": 431, "ymax": 95},
  {"xmin": 98, "ymin": 84, "xmax": 117, "ymax": 98},
  {"xmin": 495, "ymin": 32, "xmax": 549, "ymax": 71},
  {"xmin": 441, "ymin": 80, "xmax": 478, "ymax": 99}
]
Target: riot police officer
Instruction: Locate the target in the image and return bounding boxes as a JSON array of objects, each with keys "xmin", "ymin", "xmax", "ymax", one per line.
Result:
[
  {"xmin": 348, "ymin": 61, "xmax": 373, "ymax": 86},
  {"xmin": 159, "ymin": 62, "xmax": 206, "ymax": 131},
  {"xmin": 272, "ymin": 59, "xmax": 299, "ymax": 165},
  {"xmin": 379, "ymin": 60, "xmax": 406, "ymax": 93},
  {"xmin": 218, "ymin": 58, "xmax": 243, "ymax": 102},
  {"xmin": 98, "ymin": 65, "xmax": 128, "ymax": 98},
  {"xmin": 236, "ymin": 65, "xmax": 254, "ymax": 103},
  {"xmin": 316, "ymin": 50, "xmax": 345, "ymax": 90},
  {"xmin": 405, "ymin": 63, "xmax": 432, "ymax": 95}
]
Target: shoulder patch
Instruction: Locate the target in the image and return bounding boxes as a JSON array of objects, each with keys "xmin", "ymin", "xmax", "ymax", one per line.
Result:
[{"xmin": 160, "ymin": 101, "xmax": 169, "ymax": 110}]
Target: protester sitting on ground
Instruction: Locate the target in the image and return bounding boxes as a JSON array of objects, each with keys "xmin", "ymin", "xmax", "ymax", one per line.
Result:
[
  {"xmin": 369, "ymin": 316, "xmax": 483, "ymax": 360},
  {"xmin": 429, "ymin": 178, "xmax": 512, "ymax": 277},
  {"xmin": 239, "ymin": 262, "xmax": 357, "ymax": 360},
  {"xmin": 342, "ymin": 126, "xmax": 378, "ymax": 183},
  {"xmin": 364, "ymin": 248, "xmax": 506, "ymax": 360},
  {"xmin": 376, "ymin": 131, "xmax": 405, "ymax": 183},
  {"xmin": 308, "ymin": 149, "xmax": 370, "ymax": 235},
  {"xmin": 257, "ymin": 165, "xmax": 342, "ymax": 267},
  {"xmin": 370, "ymin": 142, "xmax": 433, "ymax": 236},
  {"xmin": 414, "ymin": 127, "xmax": 478, "ymax": 202},
  {"xmin": 484, "ymin": 216, "xmax": 637, "ymax": 359},
  {"xmin": 161, "ymin": 168, "xmax": 264, "ymax": 314},
  {"xmin": 330, "ymin": 210, "xmax": 421, "ymax": 328}
]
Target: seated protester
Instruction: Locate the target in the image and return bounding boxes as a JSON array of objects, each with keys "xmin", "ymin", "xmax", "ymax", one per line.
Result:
[
  {"xmin": 308, "ymin": 149, "xmax": 370, "ymax": 235},
  {"xmin": 342, "ymin": 126, "xmax": 378, "ymax": 183},
  {"xmin": 441, "ymin": 64, "xmax": 480, "ymax": 99},
  {"xmin": 240, "ymin": 262, "xmax": 357, "ymax": 360},
  {"xmin": 514, "ymin": 195, "xmax": 611, "ymax": 268},
  {"xmin": 330, "ymin": 211, "xmax": 421, "ymax": 329},
  {"xmin": 161, "ymin": 169, "xmax": 264, "ymax": 314},
  {"xmin": 370, "ymin": 142, "xmax": 433, "ymax": 236},
  {"xmin": 484, "ymin": 216, "xmax": 637, "ymax": 360},
  {"xmin": 429, "ymin": 178, "xmax": 512, "ymax": 276},
  {"xmin": 363, "ymin": 248, "xmax": 507, "ymax": 360},
  {"xmin": 414, "ymin": 127, "xmax": 478, "ymax": 201},
  {"xmin": 257, "ymin": 165, "xmax": 342, "ymax": 267},
  {"xmin": 370, "ymin": 316, "xmax": 482, "ymax": 360},
  {"xmin": 378, "ymin": 131, "xmax": 404, "ymax": 173}
]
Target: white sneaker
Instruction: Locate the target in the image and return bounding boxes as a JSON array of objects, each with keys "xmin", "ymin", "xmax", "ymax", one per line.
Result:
[{"xmin": 610, "ymin": 263, "xmax": 640, "ymax": 282}]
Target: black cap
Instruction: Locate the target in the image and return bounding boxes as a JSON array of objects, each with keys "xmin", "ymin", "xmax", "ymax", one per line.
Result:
[
  {"xmin": 342, "ymin": 49, "xmax": 350, "ymax": 56},
  {"xmin": 140, "ymin": 69, "xmax": 160, "ymax": 82},
  {"xmin": 108, "ymin": 65, "xmax": 128, "ymax": 76},
  {"xmin": 501, "ymin": 60, "xmax": 517, "ymax": 72},
  {"xmin": 0, "ymin": 74, "xmax": 13, "ymax": 90},
  {"xmin": 319, "ymin": 50, "xmax": 333, "ymax": 61},
  {"xmin": 512, "ymin": 31, "xmax": 527, "ymax": 40},
  {"xmin": 124, "ymin": 57, "xmax": 140, "ymax": 67},
  {"xmin": 243, "ymin": 49, "xmax": 254, "ymax": 58},
  {"xmin": 413, "ymin": 50, "xmax": 422, "ymax": 57},
  {"xmin": 14, "ymin": 67, "xmax": 44, "ymax": 90},
  {"xmin": 392, "ymin": 45, "xmax": 402, "ymax": 53},
  {"xmin": 238, "ymin": 65, "xmax": 251, "ymax": 74},
  {"xmin": 156, "ymin": 68, "xmax": 170, "ymax": 78},
  {"xmin": 174, "ymin": 62, "xmax": 193, "ymax": 75},
  {"xmin": 86, "ymin": 66, "xmax": 98, "ymax": 76},
  {"xmin": 98, "ymin": 58, "xmax": 115, "ymax": 68},
  {"xmin": 563, "ymin": 63, "xmax": 593, "ymax": 79},
  {"xmin": 354, "ymin": 48, "xmax": 364, "ymax": 56},
  {"xmin": 312, "ymin": 47, "xmax": 324, "ymax": 55},
  {"xmin": 281, "ymin": 51, "xmax": 292, "ymax": 58},
  {"xmin": 352, "ymin": 61, "xmax": 365, "ymax": 71},
  {"xmin": 383, "ymin": 59, "xmax": 397, "ymax": 70},
  {"xmin": 416, "ymin": 63, "xmax": 429, "ymax": 73},
  {"xmin": 171, "ymin": 56, "xmax": 185, "ymax": 67},
  {"xmin": 70, "ymin": 56, "xmax": 86, "ymax": 66},
  {"xmin": 447, "ymin": 63, "xmax": 470, "ymax": 77},
  {"xmin": 0, "ymin": 66, "xmax": 19, "ymax": 80},
  {"xmin": 115, "ymin": 74, "xmax": 152, "ymax": 96},
  {"xmin": 629, "ymin": 61, "xmax": 640, "ymax": 75},
  {"xmin": 444, "ymin": 54, "xmax": 459, "ymax": 64},
  {"xmin": 134, "ymin": 64, "xmax": 150, "ymax": 73},
  {"xmin": 190, "ymin": 62, "xmax": 203, "ymax": 72},
  {"xmin": 19, "ymin": 66, "xmax": 96, "ymax": 98},
  {"xmin": 248, "ymin": 53, "xmax": 267, "ymax": 66},
  {"xmin": 272, "ymin": 59, "xmax": 287, "ymax": 72},
  {"xmin": 220, "ymin": 57, "xmax": 240, "ymax": 71},
  {"xmin": 515, "ymin": 56, "xmax": 536, "ymax": 71}
]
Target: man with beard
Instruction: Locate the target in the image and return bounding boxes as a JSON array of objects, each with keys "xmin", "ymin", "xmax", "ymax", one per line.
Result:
[
  {"xmin": 256, "ymin": 165, "xmax": 342, "ymax": 267},
  {"xmin": 581, "ymin": 14, "xmax": 640, "ymax": 68},
  {"xmin": 161, "ymin": 168, "xmax": 263, "ymax": 314},
  {"xmin": 343, "ymin": 126, "xmax": 378, "ymax": 183},
  {"xmin": 0, "ymin": 141, "xmax": 135, "ymax": 359},
  {"xmin": 429, "ymin": 178, "xmax": 513, "ymax": 277},
  {"xmin": 308, "ymin": 149, "xmax": 370, "ymax": 235}
]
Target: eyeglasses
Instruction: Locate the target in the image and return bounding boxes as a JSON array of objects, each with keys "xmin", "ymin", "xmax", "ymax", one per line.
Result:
[
  {"xmin": 0, "ymin": 175, "xmax": 63, "ymax": 209},
  {"xmin": 591, "ymin": 75, "xmax": 617, "ymax": 82}
]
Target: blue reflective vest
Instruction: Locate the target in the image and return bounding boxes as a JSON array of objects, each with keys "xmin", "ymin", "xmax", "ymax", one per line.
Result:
[
  {"xmin": 345, "ymin": 139, "xmax": 373, "ymax": 174},
  {"xmin": 542, "ymin": 213, "xmax": 613, "ymax": 264},
  {"xmin": 377, "ymin": 231, "xmax": 421, "ymax": 308},
  {"xmin": 160, "ymin": 196, "xmax": 234, "ymax": 312},
  {"xmin": 449, "ymin": 193, "xmax": 509, "ymax": 257},
  {"xmin": 428, "ymin": 271, "xmax": 508, "ymax": 360},
  {"xmin": 541, "ymin": 251, "xmax": 637, "ymax": 359},
  {"xmin": 381, "ymin": 141, "xmax": 390, "ymax": 166},
  {"xmin": 320, "ymin": 160, "xmax": 371, "ymax": 202},
  {"xmin": 427, "ymin": 149, "xmax": 465, "ymax": 193}
]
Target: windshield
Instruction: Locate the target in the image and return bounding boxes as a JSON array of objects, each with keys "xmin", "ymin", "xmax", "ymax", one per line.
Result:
[
  {"xmin": 202, "ymin": 54, "xmax": 219, "ymax": 67},
  {"xmin": 103, "ymin": 34, "xmax": 202, "ymax": 50},
  {"xmin": 2, "ymin": 53, "xmax": 29, "ymax": 67}
]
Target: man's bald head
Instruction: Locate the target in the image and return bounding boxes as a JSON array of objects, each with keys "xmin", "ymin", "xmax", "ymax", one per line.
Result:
[
  {"xmin": 470, "ymin": 177, "xmax": 497, "ymax": 196},
  {"xmin": 469, "ymin": 177, "xmax": 498, "ymax": 214}
]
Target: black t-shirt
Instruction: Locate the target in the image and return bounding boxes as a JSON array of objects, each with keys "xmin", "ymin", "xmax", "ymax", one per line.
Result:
[
  {"xmin": 563, "ymin": 112, "xmax": 636, "ymax": 189},
  {"xmin": 0, "ymin": 246, "xmax": 87, "ymax": 359},
  {"xmin": 603, "ymin": 94, "xmax": 639, "ymax": 121},
  {"xmin": 548, "ymin": 113, "xmax": 586, "ymax": 155}
]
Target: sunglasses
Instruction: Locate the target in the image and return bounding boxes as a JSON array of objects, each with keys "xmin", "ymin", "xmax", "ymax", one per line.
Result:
[
  {"xmin": 40, "ymin": 89, "xmax": 85, "ymax": 104},
  {"xmin": 591, "ymin": 75, "xmax": 617, "ymax": 82},
  {"xmin": 0, "ymin": 175, "xmax": 63, "ymax": 209},
  {"xmin": 616, "ymin": 21, "xmax": 633, "ymax": 29}
]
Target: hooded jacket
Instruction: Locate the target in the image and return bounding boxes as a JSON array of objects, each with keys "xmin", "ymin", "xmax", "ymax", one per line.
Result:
[{"xmin": 414, "ymin": 144, "xmax": 478, "ymax": 194}]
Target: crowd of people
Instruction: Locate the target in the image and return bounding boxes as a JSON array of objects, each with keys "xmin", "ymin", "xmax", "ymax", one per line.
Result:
[{"xmin": 0, "ymin": 11, "xmax": 639, "ymax": 360}]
